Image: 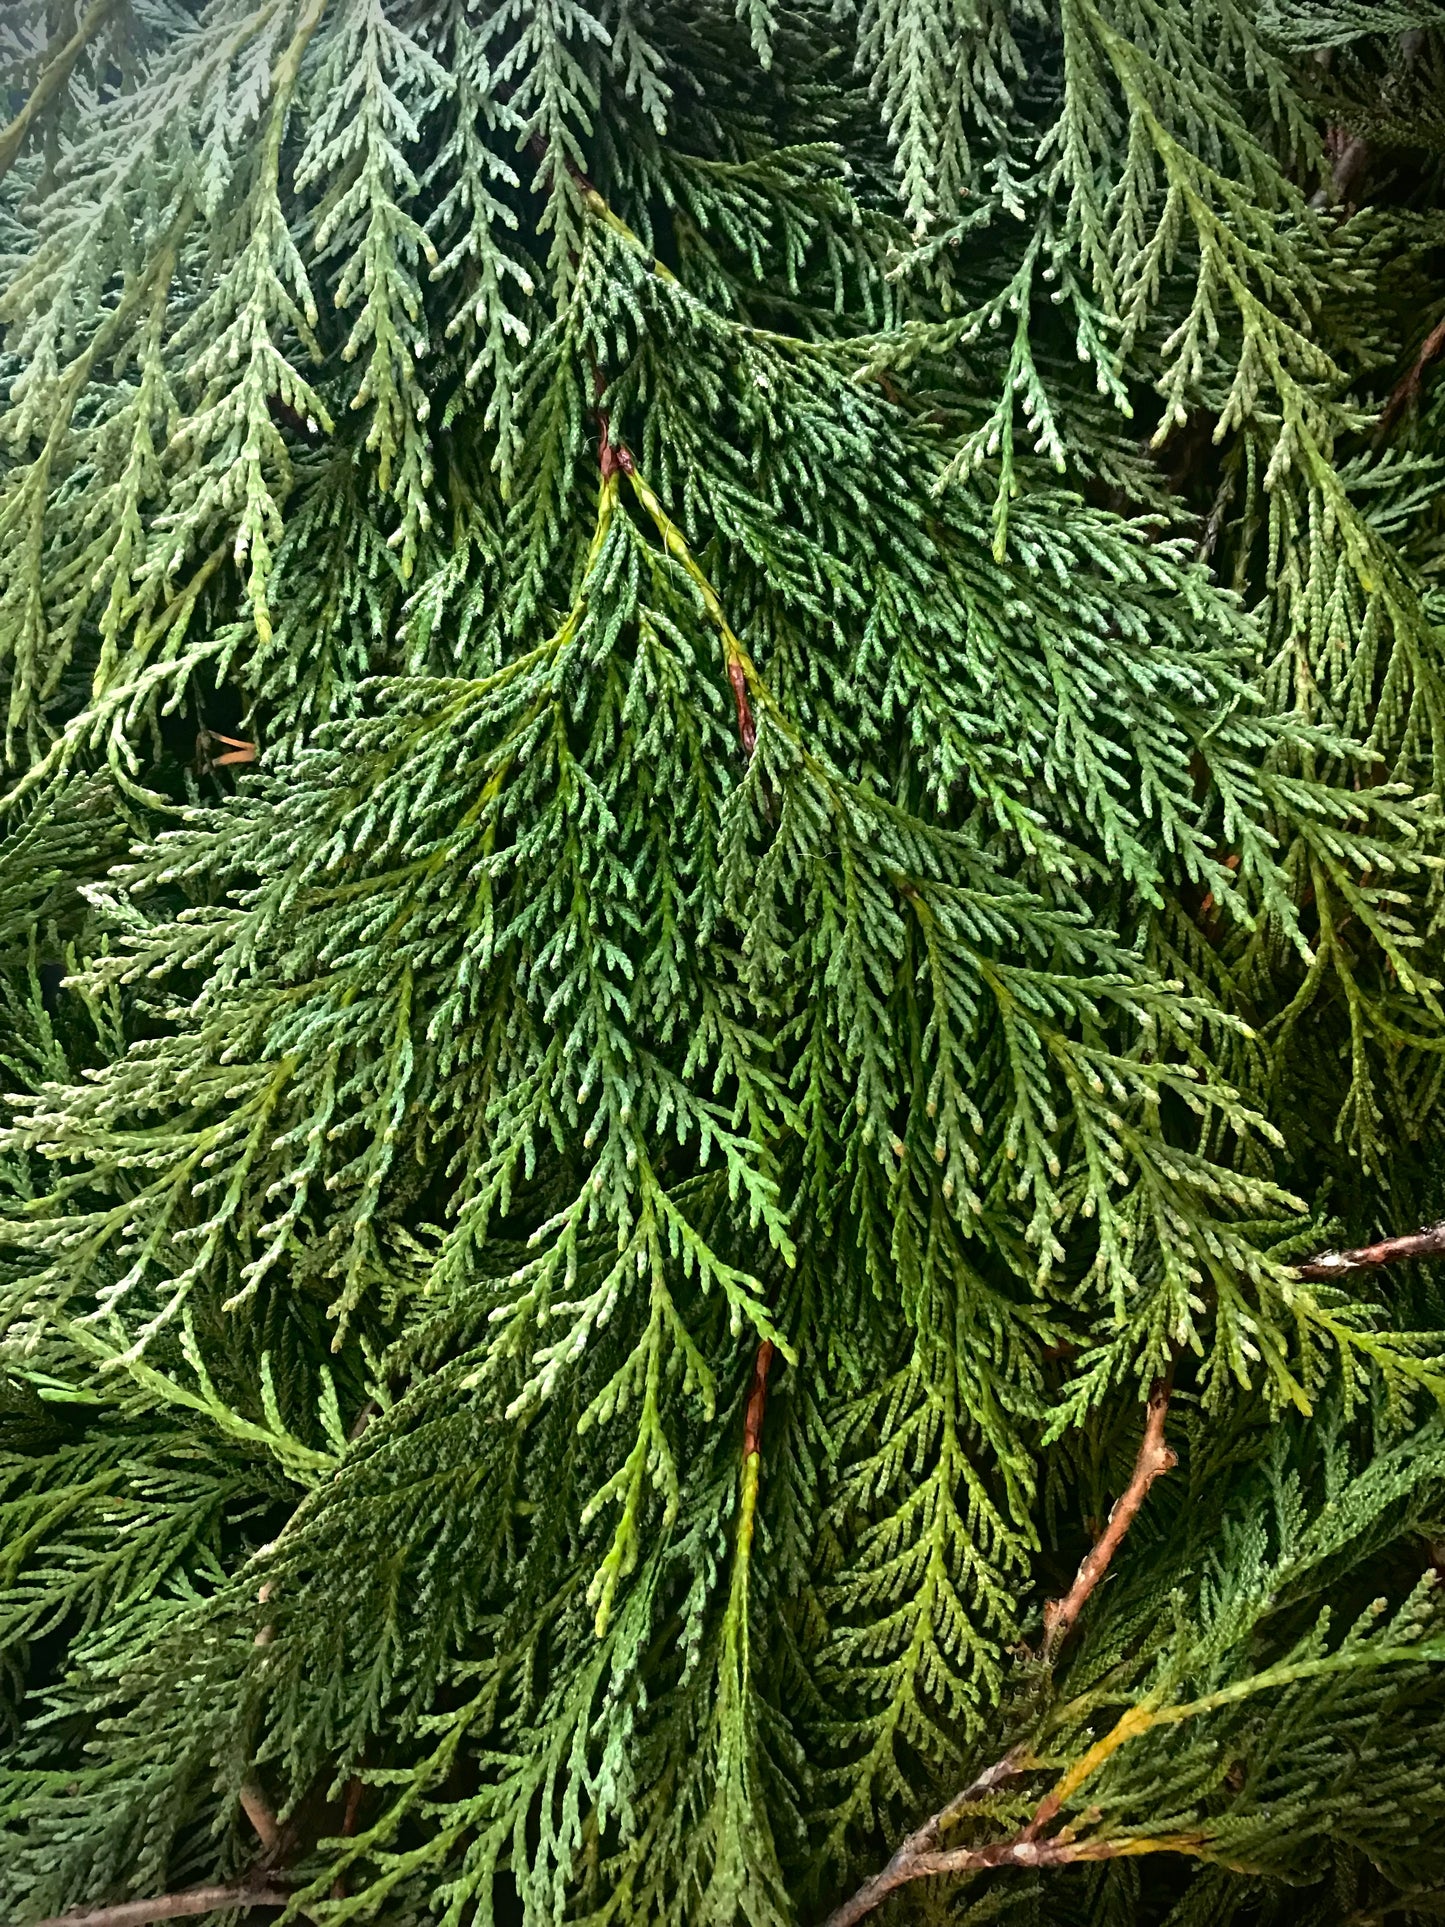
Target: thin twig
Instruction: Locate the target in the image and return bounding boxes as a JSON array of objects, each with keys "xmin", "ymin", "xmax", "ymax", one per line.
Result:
[
  {"xmin": 196, "ymin": 729, "xmax": 257, "ymax": 772},
  {"xmin": 1378, "ymin": 313, "xmax": 1445, "ymax": 440},
  {"xmin": 1043, "ymin": 1372, "xmax": 1176, "ymax": 1656},
  {"xmin": 27, "ymin": 1884, "xmax": 292, "ymax": 1927},
  {"xmin": 1194, "ymin": 470, "xmax": 1236, "ymax": 565},
  {"xmin": 1295, "ymin": 1219, "xmax": 1445, "ymax": 1282},
  {"xmin": 823, "ymin": 1828, "xmax": 1195, "ymax": 1927},
  {"xmin": 331, "ymin": 1773, "xmax": 367, "ymax": 1899},
  {"xmin": 819, "ymin": 1748, "xmax": 1029, "ymax": 1927}
]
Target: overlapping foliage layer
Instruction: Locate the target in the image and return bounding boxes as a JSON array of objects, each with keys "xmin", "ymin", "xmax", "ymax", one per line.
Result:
[{"xmin": 3, "ymin": 3, "xmax": 1445, "ymax": 1923}]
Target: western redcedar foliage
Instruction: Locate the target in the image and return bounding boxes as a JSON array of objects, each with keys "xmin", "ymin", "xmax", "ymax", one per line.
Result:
[{"xmin": 5, "ymin": 2, "xmax": 1445, "ymax": 1924}]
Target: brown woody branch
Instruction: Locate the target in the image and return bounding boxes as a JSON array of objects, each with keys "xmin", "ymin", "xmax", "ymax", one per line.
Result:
[
  {"xmin": 331, "ymin": 1774, "xmax": 367, "ymax": 1900},
  {"xmin": 819, "ymin": 1748, "xmax": 1030, "ymax": 1927},
  {"xmin": 821, "ymin": 1381, "xmax": 1179, "ymax": 1927},
  {"xmin": 1310, "ymin": 130, "xmax": 1370, "ymax": 210},
  {"xmin": 1378, "ymin": 313, "xmax": 1445, "ymax": 440},
  {"xmin": 27, "ymin": 1884, "xmax": 291, "ymax": 1927},
  {"xmin": 1294, "ymin": 1219, "xmax": 1445, "ymax": 1282},
  {"xmin": 1043, "ymin": 1372, "xmax": 1176, "ymax": 1657},
  {"xmin": 823, "ymin": 1828, "xmax": 1194, "ymax": 1927}
]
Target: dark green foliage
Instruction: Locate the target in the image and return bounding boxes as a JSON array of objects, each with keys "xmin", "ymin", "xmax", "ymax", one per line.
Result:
[{"xmin": 3, "ymin": 3, "xmax": 1445, "ymax": 1924}]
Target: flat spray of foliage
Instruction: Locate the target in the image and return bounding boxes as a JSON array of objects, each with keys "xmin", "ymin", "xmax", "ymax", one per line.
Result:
[{"xmin": 3, "ymin": 3, "xmax": 1445, "ymax": 1925}]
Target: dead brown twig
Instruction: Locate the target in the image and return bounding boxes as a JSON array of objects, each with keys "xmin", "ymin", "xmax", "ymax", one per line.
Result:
[
  {"xmin": 1294, "ymin": 1219, "xmax": 1445, "ymax": 1282},
  {"xmin": 196, "ymin": 729, "xmax": 258, "ymax": 772},
  {"xmin": 821, "ymin": 1378, "xmax": 1179, "ymax": 1927},
  {"xmin": 26, "ymin": 1884, "xmax": 292, "ymax": 1927}
]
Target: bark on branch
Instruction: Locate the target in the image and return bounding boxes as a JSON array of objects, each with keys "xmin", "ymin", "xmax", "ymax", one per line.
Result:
[
  {"xmin": 1294, "ymin": 1220, "xmax": 1445, "ymax": 1281},
  {"xmin": 1043, "ymin": 1372, "xmax": 1176, "ymax": 1657},
  {"xmin": 239, "ymin": 1783, "xmax": 281, "ymax": 1858},
  {"xmin": 27, "ymin": 1885, "xmax": 291, "ymax": 1927},
  {"xmin": 822, "ymin": 1828, "xmax": 1192, "ymax": 1927},
  {"xmin": 819, "ymin": 1749, "xmax": 1030, "ymax": 1927},
  {"xmin": 1378, "ymin": 314, "xmax": 1445, "ymax": 439}
]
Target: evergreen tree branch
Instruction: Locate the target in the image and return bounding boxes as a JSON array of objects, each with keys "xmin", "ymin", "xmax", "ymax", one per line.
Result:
[
  {"xmin": 603, "ymin": 435, "xmax": 770, "ymax": 1481},
  {"xmin": 823, "ymin": 1380, "xmax": 1180, "ymax": 1927},
  {"xmin": 0, "ymin": 0, "xmax": 118, "ymax": 186},
  {"xmin": 8, "ymin": 10, "xmax": 1445, "ymax": 1923},
  {"xmin": 1043, "ymin": 1372, "xmax": 1177, "ymax": 1656},
  {"xmin": 27, "ymin": 1886, "xmax": 292, "ymax": 1927},
  {"xmin": 1296, "ymin": 1221, "xmax": 1445, "ymax": 1280}
]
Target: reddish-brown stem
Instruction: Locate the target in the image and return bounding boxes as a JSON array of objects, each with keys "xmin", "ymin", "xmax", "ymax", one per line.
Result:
[
  {"xmin": 27, "ymin": 1885, "xmax": 291, "ymax": 1927},
  {"xmin": 741, "ymin": 1338, "xmax": 775, "ymax": 1463},
  {"xmin": 585, "ymin": 355, "xmax": 634, "ymax": 484},
  {"xmin": 1295, "ymin": 1219, "xmax": 1445, "ymax": 1281},
  {"xmin": 341, "ymin": 1778, "xmax": 364, "ymax": 1835},
  {"xmin": 1198, "ymin": 850, "xmax": 1239, "ymax": 919},
  {"xmin": 727, "ymin": 656, "xmax": 757, "ymax": 759},
  {"xmin": 595, "ymin": 399, "xmax": 634, "ymax": 484},
  {"xmin": 1043, "ymin": 1373, "xmax": 1176, "ymax": 1658},
  {"xmin": 1378, "ymin": 313, "xmax": 1445, "ymax": 438}
]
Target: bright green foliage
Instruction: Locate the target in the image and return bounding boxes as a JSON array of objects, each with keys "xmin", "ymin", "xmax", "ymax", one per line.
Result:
[{"xmin": 3, "ymin": 3, "xmax": 1445, "ymax": 1924}]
